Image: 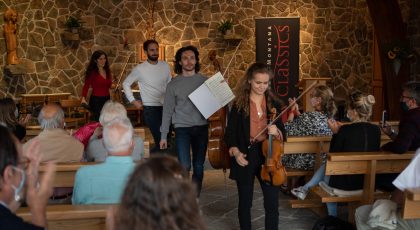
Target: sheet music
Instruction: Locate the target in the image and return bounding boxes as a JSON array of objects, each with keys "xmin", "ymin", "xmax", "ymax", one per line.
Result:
[
  {"xmin": 188, "ymin": 72, "xmax": 235, "ymax": 119},
  {"xmin": 205, "ymin": 72, "xmax": 235, "ymax": 107}
]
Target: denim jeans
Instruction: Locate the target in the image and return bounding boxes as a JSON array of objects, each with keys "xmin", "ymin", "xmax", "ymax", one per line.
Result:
[
  {"xmin": 302, "ymin": 163, "xmax": 336, "ymax": 216},
  {"xmin": 303, "ymin": 163, "xmax": 329, "ymax": 190},
  {"xmin": 143, "ymin": 106, "xmax": 163, "ymax": 153},
  {"xmin": 175, "ymin": 125, "xmax": 208, "ymax": 196}
]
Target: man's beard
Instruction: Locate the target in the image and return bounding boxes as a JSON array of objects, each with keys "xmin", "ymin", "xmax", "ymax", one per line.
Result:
[{"xmin": 148, "ymin": 55, "xmax": 158, "ymax": 61}]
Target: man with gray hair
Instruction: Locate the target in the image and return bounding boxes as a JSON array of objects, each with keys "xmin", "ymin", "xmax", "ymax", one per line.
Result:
[
  {"xmin": 85, "ymin": 100, "xmax": 144, "ymax": 162},
  {"xmin": 72, "ymin": 117, "xmax": 136, "ymax": 204},
  {"xmin": 23, "ymin": 103, "xmax": 83, "ymax": 162}
]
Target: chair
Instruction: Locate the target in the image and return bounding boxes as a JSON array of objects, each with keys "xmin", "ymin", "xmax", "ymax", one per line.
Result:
[{"xmin": 60, "ymin": 99, "xmax": 89, "ymax": 128}]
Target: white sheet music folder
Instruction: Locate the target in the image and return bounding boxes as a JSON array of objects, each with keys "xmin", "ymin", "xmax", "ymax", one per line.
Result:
[{"xmin": 189, "ymin": 72, "xmax": 235, "ymax": 119}]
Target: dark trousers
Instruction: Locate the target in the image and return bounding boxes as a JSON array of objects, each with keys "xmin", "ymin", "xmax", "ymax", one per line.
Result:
[
  {"xmin": 89, "ymin": 95, "xmax": 110, "ymax": 122},
  {"xmin": 236, "ymin": 145, "xmax": 280, "ymax": 230},
  {"xmin": 175, "ymin": 125, "xmax": 208, "ymax": 196},
  {"xmin": 143, "ymin": 106, "xmax": 163, "ymax": 153}
]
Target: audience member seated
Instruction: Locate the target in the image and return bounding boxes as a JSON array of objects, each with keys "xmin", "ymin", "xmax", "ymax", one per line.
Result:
[
  {"xmin": 282, "ymin": 85, "xmax": 336, "ymax": 171},
  {"xmin": 23, "ymin": 103, "xmax": 83, "ymax": 162},
  {"xmin": 0, "ymin": 98, "xmax": 28, "ymax": 141},
  {"xmin": 381, "ymin": 81, "xmax": 420, "ymax": 153},
  {"xmin": 108, "ymin": 155, "xmax": 205, "ymax": 230},
  {"xmin": 85, "ymin": 101, "xmax": 144, "ymax": 162},
  {"xmin": 0, "ymin": 125, "xmax": 56, "ymax": 229},
  {"xmin": 355, "ymin": 148, "xmax": 420, "ymax": 230},
  {"xmin": 281, "ymin": 85, "xmax": 336, "ymax": 191},
  {"xmin": 72, "ymin": 117, "xmax": 136, "ymax": 204},
  {"xmin": 292, "ymin": 92, "xmax": 380, "ymax": 217}
]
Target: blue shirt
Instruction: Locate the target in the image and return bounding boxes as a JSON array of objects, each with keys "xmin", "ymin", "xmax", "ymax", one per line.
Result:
[{"xmin": 72, "ymin": 156, "xmax": 135, "ymax": 204}]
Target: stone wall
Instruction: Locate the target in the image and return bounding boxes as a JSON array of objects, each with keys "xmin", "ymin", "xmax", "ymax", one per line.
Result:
[{"xmin": 0, "ymin": 0, "xmax": 418, "ymax": 99}]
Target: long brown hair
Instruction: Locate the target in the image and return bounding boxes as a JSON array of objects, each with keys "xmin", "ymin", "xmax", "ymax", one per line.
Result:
[
  {"xmin": 85, "ymin": 50, "xmax": 112, "ymax": 80},
  {"xmin": 232, "ymin": 62, "xmax": 281, "ymax": 115},
  {"xmin": 0, "ymin": 98, "xmax": 18, "ymax": 128},
  {"xmin": 114, "ymin": 155, "xmax": 205, "ymax": 230}
]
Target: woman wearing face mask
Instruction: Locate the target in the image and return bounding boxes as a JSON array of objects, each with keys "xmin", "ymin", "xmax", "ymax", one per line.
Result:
[
  {"xmin": 281, "ymin": 85, "xmax": 336, "ymax": 191},
  {"xmin": 292, "ymin": 92, "xmax": 381, "ymax": 217},
  {"xmin": 0, "ymin": 125, "xmax": 56, "ymax": 229},
  {"xmin": 0, "ymin": 98, "xmax": 28, "ymax": 141},
  {"xmin": 80, "ymin": 50, "xmax": 113, "ymax": 121}
]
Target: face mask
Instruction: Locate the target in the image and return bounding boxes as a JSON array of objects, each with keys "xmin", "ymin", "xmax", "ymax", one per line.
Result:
[
  {"xmin": 346, "ymin": 111, "xmax": 352, "ymax": 121},
  {"xmin": 400, "ymin": 101, "xmax": 409, "ymax": 112},
  {"xmin": 14, "ymin": 108, "xmax": 18, "ymax": 119},
  {"xmin": 310, "ymin": 97, "xmax": 319, "ymax": 108},
  {"xmin": 11, "ymin": 166, "xmax": 25, "ymax": 202}
]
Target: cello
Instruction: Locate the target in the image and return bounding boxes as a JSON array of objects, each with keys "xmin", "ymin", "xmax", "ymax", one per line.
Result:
[
  {"xmin": 110, "ymin": 53, "xmax": 132, "ymax": 103},
  {"xmin": 207, "ymin": 50, "xmax": 230, "ymax": 170}
]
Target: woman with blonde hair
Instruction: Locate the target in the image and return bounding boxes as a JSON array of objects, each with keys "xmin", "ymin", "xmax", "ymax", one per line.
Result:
[{"xmin": 111, "ymin": 155, "xmax": 205, "ymax": 230}]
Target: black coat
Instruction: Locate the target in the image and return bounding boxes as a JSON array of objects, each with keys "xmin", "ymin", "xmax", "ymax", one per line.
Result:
[
  {"xmin": 382, "ymin": 107, "xmax": 420, "ymax": 153},
  {"xmin": 328, "ymin": 122, "xmax": 381, "ymax": 190},
  {"xmin": 0, "ymin": 205, "xmax": 44, "ymax": 230},
  {"xmin": 224, "ymin": 104, "xmax": 286, "ymax": 184}
]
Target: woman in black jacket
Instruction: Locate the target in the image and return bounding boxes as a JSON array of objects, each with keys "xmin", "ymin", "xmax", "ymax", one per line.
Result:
[{"xmin": 224, "ymin": 63, "xmax": 286, "ymax": 230}]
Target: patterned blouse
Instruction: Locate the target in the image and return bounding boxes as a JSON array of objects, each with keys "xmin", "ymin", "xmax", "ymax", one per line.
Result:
[{"xmin": 282, "ymin": 111, "xmax": 332, "ymax": 170}]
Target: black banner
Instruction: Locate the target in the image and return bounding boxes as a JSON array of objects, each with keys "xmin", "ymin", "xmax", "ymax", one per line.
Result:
[{"xmin": 255, "ymin": 18, "xmax": 300, "ymax": 101}]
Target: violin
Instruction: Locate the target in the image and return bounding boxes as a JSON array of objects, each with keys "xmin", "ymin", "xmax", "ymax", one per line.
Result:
[{"xmin": 261, "ymin": 109, "xmax": 286, "ymax": 186}]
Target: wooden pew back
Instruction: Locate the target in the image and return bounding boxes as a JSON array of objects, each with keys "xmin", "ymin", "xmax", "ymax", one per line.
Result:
[
  {"xmin": 17, "ymin": 204, "xmax": 113, "ymax": 230},
  {"xmin": 324, "ymin": 151, "xmax": 414, "ymax": 204},
  {"xmin": 402, "ymin": 188, "xmax": 420, "ymax": 220}
]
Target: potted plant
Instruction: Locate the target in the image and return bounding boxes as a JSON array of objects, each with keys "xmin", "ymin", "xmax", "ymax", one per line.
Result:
[
  {"xmin": 65, "ymin": 16, "xmax": 83, "ymax": 33},
  {"xmin": 386, "ymin": 41, "xmax": 414, "ymax": 75},
  {"xmin": 218, "ymin": 19, "xmax": 233, "ymax": 35}
]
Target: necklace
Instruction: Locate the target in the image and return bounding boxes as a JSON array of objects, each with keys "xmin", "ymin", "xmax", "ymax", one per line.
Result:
[{"xmin": 257, "ymin": 111, "xmax": 263, "ymax": 118}]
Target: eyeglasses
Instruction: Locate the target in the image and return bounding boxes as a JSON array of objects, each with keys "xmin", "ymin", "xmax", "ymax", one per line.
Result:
[{"xmin": 400, "ymin": 95, "xmax": 413, "ymax": 100}]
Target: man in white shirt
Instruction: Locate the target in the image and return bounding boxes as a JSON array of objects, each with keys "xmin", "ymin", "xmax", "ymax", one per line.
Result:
[{"xmin": 123, "ymin": 40, "xmax": 171, "ymax": 153}]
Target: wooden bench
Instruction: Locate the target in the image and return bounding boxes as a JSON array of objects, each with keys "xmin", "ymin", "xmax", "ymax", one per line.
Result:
[
  {"xmin": 40, "ymin": 146, "xmax": 149, "ymax": 188},
  {"xmin": 17, "ymin": 204, "xmax": 113, "ymax": 230},
  {"xmin": 310, "ymin": 151, "xmax": 415, "ymax": 222},
  {"xmin": 402, "ymin": 188, "xmax": 420, "ymax": 219},
  {"xmin": 283, "ymin": 134, "xmax": 392, "ymax": 177},
  {"xmin": 283, "ymin": 136, "xmax": 331, "ymax": 177}
]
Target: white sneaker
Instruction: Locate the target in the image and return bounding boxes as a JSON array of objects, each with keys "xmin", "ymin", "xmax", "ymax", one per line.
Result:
[
  {"xmin": 319, "ymin": 181, "xmax": 335, "ymax": 196},
  {"xmin": 291, "ymin": 186, "xmax": 308, "ymax": 200}
]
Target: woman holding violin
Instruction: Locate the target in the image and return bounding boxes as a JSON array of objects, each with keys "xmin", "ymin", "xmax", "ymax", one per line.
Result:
[{"xmin": 224, "ymin": 63, "xmax": 286, "ymax": 230}]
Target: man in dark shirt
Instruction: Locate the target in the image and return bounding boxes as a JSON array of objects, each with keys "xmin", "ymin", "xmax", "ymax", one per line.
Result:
[{"xmin": 382, "ymin": 81, "xmax": 420, "ymax": 153}]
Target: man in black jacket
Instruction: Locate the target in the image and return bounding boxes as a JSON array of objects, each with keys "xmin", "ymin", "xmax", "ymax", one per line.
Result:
[{"xmin": 382, "ymin": 81, "xmax": 420, "ymax": 153}]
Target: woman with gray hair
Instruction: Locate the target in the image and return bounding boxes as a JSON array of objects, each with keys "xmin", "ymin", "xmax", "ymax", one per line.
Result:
[{"xmin": 84, "ymin": 101, "xmax": 144, "ymax": 162}]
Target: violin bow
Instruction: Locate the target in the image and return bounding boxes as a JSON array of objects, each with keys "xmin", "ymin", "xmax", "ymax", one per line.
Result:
[
  {"xmin": 249, "ymin": 80, "xmax": 319, "ymax": 146},
  {"xmin": 222, "ymin": 40, "xmax": 242, "ymax": 80},
  {"xmin": 114, "ymin": 53, "xmax": 133, "ymax": 91}
]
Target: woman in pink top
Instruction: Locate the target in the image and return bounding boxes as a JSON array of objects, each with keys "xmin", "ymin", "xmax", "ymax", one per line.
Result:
[{"xmin": 81, "ymin": 50, "xmax": 113, "ymax": 121}]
